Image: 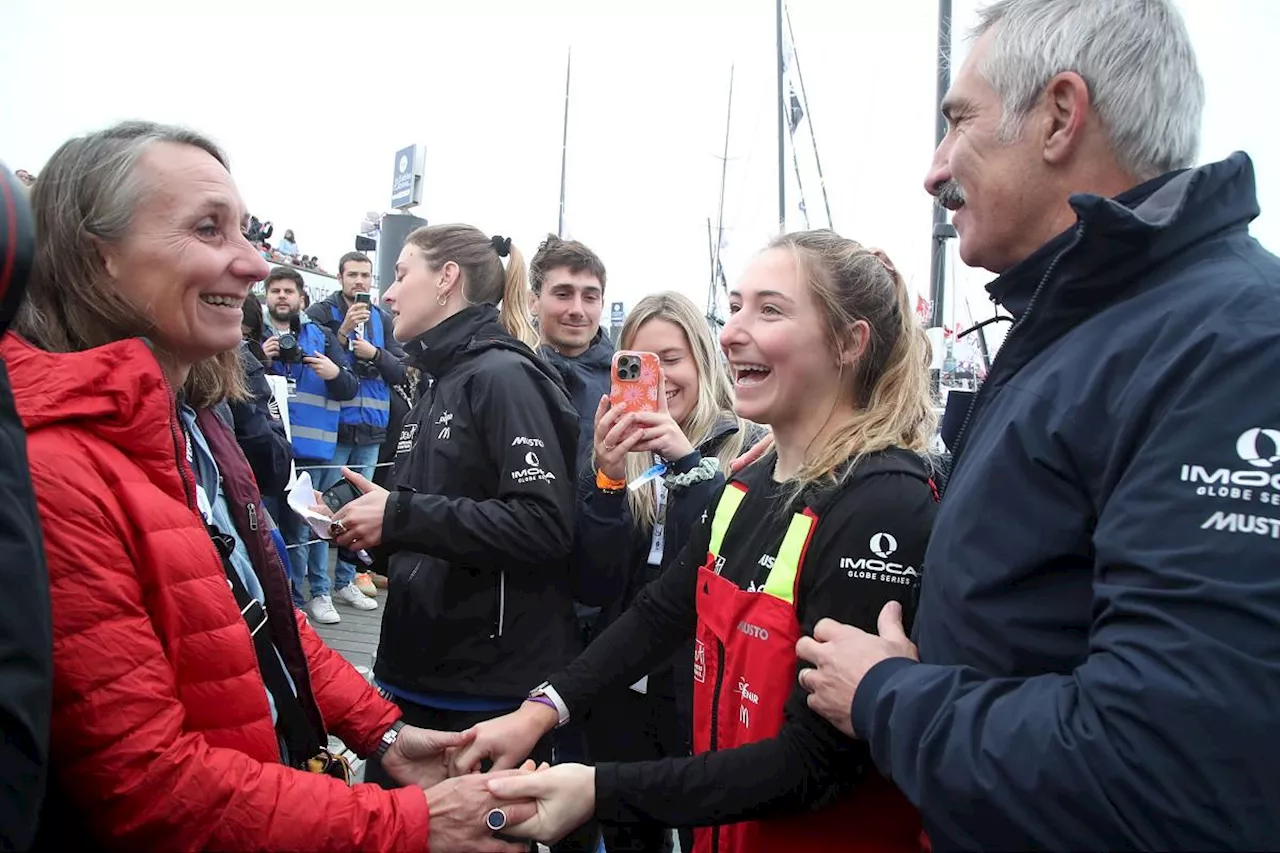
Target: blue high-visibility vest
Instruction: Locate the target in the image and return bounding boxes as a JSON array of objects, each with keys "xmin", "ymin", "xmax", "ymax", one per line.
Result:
[
  {"xmin": 268, "ymin": 322, "xmax": 341, "ymax": 462},
  {"xmin": 332, "ymin": 303, "xmax": 391, "ymax": 430}
]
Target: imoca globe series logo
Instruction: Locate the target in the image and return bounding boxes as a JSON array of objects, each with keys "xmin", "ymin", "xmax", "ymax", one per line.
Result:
[{"xmin": 1237, "ymin": 428, "xmax": 1280, "ymax": 469}]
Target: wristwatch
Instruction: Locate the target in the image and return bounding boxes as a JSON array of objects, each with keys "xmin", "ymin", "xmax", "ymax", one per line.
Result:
[
  {"xmin": 375, "ymin": 720, "xmax": 405, "ymax": 759},
  {"xmin": 527, "ymin": 682, "xmax": 570, "ymax": 729}
]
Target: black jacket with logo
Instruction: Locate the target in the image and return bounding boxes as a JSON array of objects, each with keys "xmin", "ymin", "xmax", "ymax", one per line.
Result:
[
  {"xmin": 375, "ymin": 304, "xmax": 582, "ymax": 699},
  {"xmin": 549, "ymin": 448, "xmax": 936, "ymax": 828},
  {"xmin": 572, "ymin": 417, "xmax": 766, "ymax": 708}
]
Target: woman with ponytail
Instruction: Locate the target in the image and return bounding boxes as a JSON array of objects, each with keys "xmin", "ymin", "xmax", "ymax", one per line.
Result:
[
  {"xmin": 331, "ymin": 225, "xmax": 595, "ymax": 849},
  {"xmin": 461, "ymin": 230, "xmax": 938, "ymax": 853}
]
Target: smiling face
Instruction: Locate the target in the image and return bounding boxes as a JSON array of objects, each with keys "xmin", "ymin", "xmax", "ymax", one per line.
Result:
[
  {"xmin": 629, "ymin": 317, "xmax": 699, "ymax": 427},
  {"xmin": 99, "ymin": 142, "xmax": 269, "ymax": 370},
  {"xmin": 720, "ymin": 248, "xmax": 846, "ymax": 429},
  {"xmin": 924, "ymin": 28, "xmax": 1052, "ymax": 273},
  {"xmin": 531, "ymin": 266, "xmax": 603, "ymax": 357}
]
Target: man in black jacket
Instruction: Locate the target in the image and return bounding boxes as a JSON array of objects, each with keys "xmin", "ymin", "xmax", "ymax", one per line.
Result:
[
  {"xmin": 0, "ymin": 162, "xmax": 52, "ymax": 853},
  {"xmin": 798, "ymin": 1, "xmax": 1280, "ymax": 849}
]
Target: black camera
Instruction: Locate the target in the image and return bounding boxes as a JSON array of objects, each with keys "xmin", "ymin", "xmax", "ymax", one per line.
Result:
[
  {"xmin": 353, "ymin": 358, "xmax": 381, "ymax": 379},
  {"xmin": 0, "ymin": 163, "xmax": 35, "ymax": 335},
  {"xmin": 277, "ymin": 331, "xmax": 301, "ymax": 363}
]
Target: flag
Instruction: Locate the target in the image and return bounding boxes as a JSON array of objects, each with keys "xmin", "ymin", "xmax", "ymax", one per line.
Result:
[
  {"xmin": 915, "ymin": 294, "xmax": 930, "ymax": 324},
  {"xmin": 788, "ymin": 87, "xmax": 805, "ymax": 133}
]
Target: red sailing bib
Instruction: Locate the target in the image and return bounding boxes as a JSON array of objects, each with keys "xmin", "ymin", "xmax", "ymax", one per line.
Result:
[{"xmin": 691, "ymin": 481, "xmax": 921, "ymax": 853}]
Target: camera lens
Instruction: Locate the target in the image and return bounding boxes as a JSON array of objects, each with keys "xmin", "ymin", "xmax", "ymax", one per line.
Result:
[{"xmin": 277, "ymin": 332, "xmax": 300, "ymax": 362}]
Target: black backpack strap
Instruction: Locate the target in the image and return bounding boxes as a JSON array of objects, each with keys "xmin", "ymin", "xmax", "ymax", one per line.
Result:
[{"xmin": 207, "ymin": 525, "xmax": 323, "ymax": 767}]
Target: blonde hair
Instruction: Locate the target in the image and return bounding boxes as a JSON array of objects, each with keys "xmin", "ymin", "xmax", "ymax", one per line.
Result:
[
  {"xmin": 402, "ymin": 224, "xmax": 538, "ymax": 350},
  {"xmin": 767, "ymin": 230, "xmax": 934, "ymax": 493},
  {"xmin": 14, "ymin": 120, "xmax": 246, "ymax": 408},
  {"xmin": 616, "ymin": 291, "xmax": 752, "ymax": 532}
]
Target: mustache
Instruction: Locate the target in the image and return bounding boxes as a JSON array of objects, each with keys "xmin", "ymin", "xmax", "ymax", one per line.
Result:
[{"xmin": 934, "ymin": 179, "xmax": 967, "ymax": 209}]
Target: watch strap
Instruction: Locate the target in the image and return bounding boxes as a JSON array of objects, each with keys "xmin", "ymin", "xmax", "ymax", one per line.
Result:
[
  {"xmin": 375, "ymin": 720, "xmax": 405, "ymax": 759},
  {"xmin": 527, "ymin": 682, "xmax": 570, "ymax": 728}
]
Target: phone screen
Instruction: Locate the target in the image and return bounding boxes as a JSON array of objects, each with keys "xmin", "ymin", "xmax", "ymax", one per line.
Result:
[
  {"xmin": 355, "ymin": 292, "xmax": 372, "ymax": 305},
  {"xmin": 321, "ymin": 479, "xmax": 362, "ymax": 513}
]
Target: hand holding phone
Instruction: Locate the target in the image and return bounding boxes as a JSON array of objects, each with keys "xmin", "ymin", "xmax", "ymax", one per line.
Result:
[{"xmin": 321, "ymin": 479, "xmax": 362, "ymax": 513}]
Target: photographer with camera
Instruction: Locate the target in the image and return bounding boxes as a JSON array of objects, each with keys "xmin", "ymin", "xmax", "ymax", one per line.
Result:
[
  {"xmin": 308, "ymin": 251, "xmax": 406, "ymax": 602},
  {"xmin": 262, "ymin": 267, "xmax": 361, "ymax": 621}
]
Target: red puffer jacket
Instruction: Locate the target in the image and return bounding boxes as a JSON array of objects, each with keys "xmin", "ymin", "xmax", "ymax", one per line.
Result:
[{"xmin": 2, "ymin": 334, "xmax": 431, "ymax": 852}]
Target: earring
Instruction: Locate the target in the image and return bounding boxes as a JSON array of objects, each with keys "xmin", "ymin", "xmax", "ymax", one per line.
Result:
[{"xmin": 437, "ymin": 292, "xmax": 448, "ymax": 307}]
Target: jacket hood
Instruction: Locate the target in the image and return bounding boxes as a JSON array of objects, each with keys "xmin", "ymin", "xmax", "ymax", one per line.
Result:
[
  {"xmin": 1, "ymin": 334, "xmax": 178, "ymax": 468},
  {"xmin": 988, "ymin": 152, "xmax": 1261, "ymax": 321}
]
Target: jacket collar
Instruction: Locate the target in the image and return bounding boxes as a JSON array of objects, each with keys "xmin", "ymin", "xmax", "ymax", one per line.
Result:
[
  {"xmin": 540, "ymin": 328, "xmax": 614, "ymax": 371},
  {"xmin": 402, "ymin": 303, "xmax": 503, "ymax": 377},
  {"xmin": 985, "ymin": 152, "xmax": 1261, "ymax": 323}
]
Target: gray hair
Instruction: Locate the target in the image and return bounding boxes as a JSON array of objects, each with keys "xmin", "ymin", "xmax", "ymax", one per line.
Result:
[
  {"xmin": 17, "ymin": 121, "xmax": 246, "ymax": 406},
  {"xmin": 18, "ymin": 121, "xmax": 227, "ymax": 352},
  {"xmin": 972, "ymin": 0, "xmax": 1203, "ymax": 180}
]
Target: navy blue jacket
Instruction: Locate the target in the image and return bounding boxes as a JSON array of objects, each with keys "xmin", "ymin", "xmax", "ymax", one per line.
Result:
[
  {"xmin": 0, "ymin": 168, "xmax": 51, "ymax": 851},
  {"xmin": 541, "ymin": 329, "xmax": 614, "ymax": 476},
  {"xmin": 227, "ymin": 341, "xmax": 293, "ymax": 496},
  {"xmin": 851, "ymin": 153, "xmax": 1280, "ymax": 851}
]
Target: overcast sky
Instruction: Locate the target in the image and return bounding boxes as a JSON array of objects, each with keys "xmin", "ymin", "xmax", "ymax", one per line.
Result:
[{"xmin": 3, "ymin": 0, "xmax": 1275, "ymax": 356}]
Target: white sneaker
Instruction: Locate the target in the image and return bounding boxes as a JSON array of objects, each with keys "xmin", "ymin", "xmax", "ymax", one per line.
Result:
[
  {"xmin": 334, "ymin": 583, "xmax": 378, "ymax": 611},
  {"xmin": 307, "ymin": 595, "xmax": 340, "ymax": 624}
]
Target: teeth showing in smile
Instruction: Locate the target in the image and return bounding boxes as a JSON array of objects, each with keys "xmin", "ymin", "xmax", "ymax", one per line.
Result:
[
  {"xmin": 733, "ymin": 363, "xmax": 771, "ymax": 386},
  {"xmin": 201, "ymin": 295, "xmax": 240, "ymax": 308}
]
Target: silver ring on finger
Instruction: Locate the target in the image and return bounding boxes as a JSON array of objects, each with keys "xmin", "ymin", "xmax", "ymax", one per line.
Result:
[
  {"xmin": 485, "ymin": 808, "xmax": 508, "ymax": 832},
  {"xmin": 605, "ymin": 443, "xmax": 615, "ymax": 452},
  {"xmin": 800, "ymin": 668, "xmax": 813, "ymax": 692}
]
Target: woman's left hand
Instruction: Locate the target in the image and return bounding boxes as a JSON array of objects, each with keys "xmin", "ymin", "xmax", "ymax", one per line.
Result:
[
  {"xmin": 332, "ymin": 468, "xmax": 389, "ymax": 550},
  {"xmin": 630, "ymin": 374, "xmax": 695, "ymax": 462},
  {"xmin": 486, "ymin": 763, "xmax": 596, "ymax": 845}
]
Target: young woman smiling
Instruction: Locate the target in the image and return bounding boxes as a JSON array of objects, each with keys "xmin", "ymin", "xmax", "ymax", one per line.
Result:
[
  {"xmin": 457, "ymin": 230, "xmax": 939, "ymax": 853},
  {"xmin": 574, "ymin": 291, "xmax": 761, "ymax": 853}
]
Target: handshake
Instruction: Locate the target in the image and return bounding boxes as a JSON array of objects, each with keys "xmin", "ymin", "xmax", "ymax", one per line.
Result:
[{"xmin": 383, "ymin": 700, "xmax": 596, "ymax": 853}]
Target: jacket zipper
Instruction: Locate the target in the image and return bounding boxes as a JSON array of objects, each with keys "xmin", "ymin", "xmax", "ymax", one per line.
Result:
[
  {"xmin": 947, "ymin": 223, "xmax": 1087, "ymax": 472},
  {"xmin": 493, "ymin": 571, "xmax": 507, "ymax": 638},
  {"xmin": 168, "ymin": 403, "xmax": 197, "ymax": 512},
  {"xmin": 708, "ymin": 639, "xmax": 727, "ymax": 853}
]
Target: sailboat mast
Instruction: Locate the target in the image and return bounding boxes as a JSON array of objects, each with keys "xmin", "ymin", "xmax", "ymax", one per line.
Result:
[
  {"xmin": 558, "ymin": 48, "xmax": 572, "ymax": 237},
  {"xmin": 776, "ymin": 0, "xmax": 786, "ymax": 234},
  {"xmin": 927, "ymin": 0, "xmax": 953, "ymax": 329},
  {"xmin": 710, "ymin": 64, "xmax": 734, "ymax": 322},
  {"xmin": 784, "ymin": 5, "xmax": 833, "ymax": 229}
]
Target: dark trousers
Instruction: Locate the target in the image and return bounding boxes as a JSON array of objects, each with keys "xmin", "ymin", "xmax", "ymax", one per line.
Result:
[
  {"xmin": 585, "ymin": 686, "xmax": 692, "ymax": 853},
  {"xmin": 364, "ymin": 698, "xmax": 601, "ymax": 853}
]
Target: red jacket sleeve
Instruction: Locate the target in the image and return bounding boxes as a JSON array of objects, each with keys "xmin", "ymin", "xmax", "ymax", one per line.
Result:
[
  {"xmin": 34, "ymin": 462, "xmax": 430, "ymax": 852},
  {"xmin": 296, "ymin": 611, "xmax": 402, "ymax": 757}
]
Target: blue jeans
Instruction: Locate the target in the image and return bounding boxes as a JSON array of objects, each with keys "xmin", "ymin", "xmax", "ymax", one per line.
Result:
[{"xmin": 287, "ymin": 442, "xmax": 380, "ymax": 603}]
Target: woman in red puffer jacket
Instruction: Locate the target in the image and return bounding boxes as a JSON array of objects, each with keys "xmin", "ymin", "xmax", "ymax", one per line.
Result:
[{"xmin": 7, "ymin": 121, "xmax": 533, "ymax": 853}]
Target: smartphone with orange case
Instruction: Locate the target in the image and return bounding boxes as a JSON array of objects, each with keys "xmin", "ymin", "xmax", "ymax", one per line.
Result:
[{"xmin": 610, "ymin": 351, "xmax": 662, "ymax": 416}]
